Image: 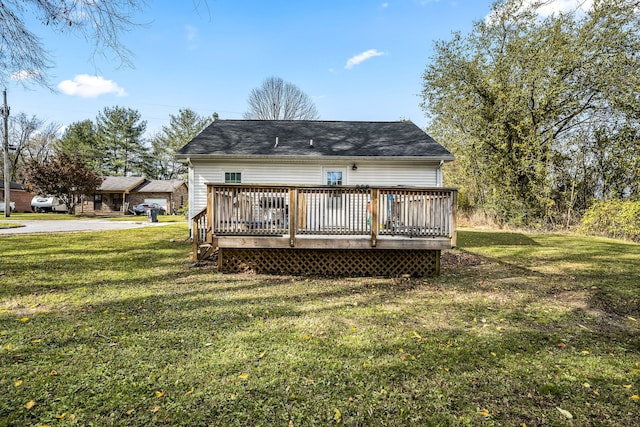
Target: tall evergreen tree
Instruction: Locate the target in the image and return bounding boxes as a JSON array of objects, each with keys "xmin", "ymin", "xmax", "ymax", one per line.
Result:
[
  {"xmin": 56, "ymin": 120, "xmax": 102, "ymax": 172},
  {"xmin": 96, "ymin": 106, "xmax": 147, "ymax": 176},
  {"xmin": 146, "ymin": 108, "xmax": 213, "ymax": 179}
]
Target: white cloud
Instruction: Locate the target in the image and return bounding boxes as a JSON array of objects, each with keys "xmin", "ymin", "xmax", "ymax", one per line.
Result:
[
  {"xmin": 185, "ymin": 24, "xmax": 199, "ymax": 50},
  {"xmin": 10, "ymin": 70, "xmax": 40, "ymax": 81},
  {"xmin": 57, "ymin": 74, "xmax": 127, "ymax": 98},
  {"xmin": 345, "ymin": 49, "xmax": 386, "ymax": 70},
  {"xmin": 381, "ymin": 2, "xmax": 389, "ymax": 8},
  {"xmin": 524, "ymin": 0, "xmax": 594, "ymax": 16},
  {"xmin": 185, "ymin": 25, "xmax": 198, "ymax": 41}
]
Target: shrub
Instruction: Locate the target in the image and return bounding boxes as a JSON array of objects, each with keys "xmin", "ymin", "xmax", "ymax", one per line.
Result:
[{"xmin": 579, "ymin": 199, "xmax": 640, "ymax": 242}]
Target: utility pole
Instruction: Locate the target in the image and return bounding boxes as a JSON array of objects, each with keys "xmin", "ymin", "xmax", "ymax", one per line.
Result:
[{"xmin": 2, "ymin": 89, "xmax": 10, "ymax": 218}]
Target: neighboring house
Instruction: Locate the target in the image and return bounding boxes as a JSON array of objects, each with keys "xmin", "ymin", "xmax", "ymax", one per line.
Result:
[
  {"xmin": 129, "ymin": 179, "xmax": 188, "ymax": 214},
  {"xmin": 175, "ymin": 120, "xmax": 457, "ymax": 277},
  {"xmin": 73, "ymin": 177, "xmax": 188, "ymax": 215},
  {"xmin": 75, "ymin": 176, "xmax": 146, "ymax": 215},
  {"xmin": 0, "ymin": 179, "xmax": 35, "ymax": 213}
]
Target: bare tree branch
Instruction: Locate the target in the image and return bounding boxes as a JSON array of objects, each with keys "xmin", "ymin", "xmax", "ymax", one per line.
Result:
[
  {"xmin": 244, "ymin": 77, "xmax": 320, "ymax": 120},
  {"xmin": 0, "ymin": 0, "xmax": 148, "ymax": 87}
]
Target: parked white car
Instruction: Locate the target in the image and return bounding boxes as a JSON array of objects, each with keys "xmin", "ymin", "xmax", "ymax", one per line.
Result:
[
  {"xmin": 31, "ymin": 196, "xmax": 68, "ymax": 213},
  {"xmin": 0, "ymin": 201, "xmax": 16, "ymax": 212}
]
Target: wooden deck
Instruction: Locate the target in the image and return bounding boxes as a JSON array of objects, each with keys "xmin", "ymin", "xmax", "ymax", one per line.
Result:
[{"xmin": 192, "ymin": 184, "xmax": 457, "ymax": 275}]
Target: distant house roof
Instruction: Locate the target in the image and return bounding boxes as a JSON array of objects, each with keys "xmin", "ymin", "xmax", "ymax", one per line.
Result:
[
  {"xmin": 134, "ymin": 179, "xmax": 186, "ymax": 193},
  {"xmin": 0, "ymin": 179, "xmax": 27, "ymax": 191},
  {"xmin": 98, "ymin": 176, "xmax": 146, "ymax": 193},
  {"xmin": 176, "ymin": 120, "xmax": 454, "ymax": 161}
]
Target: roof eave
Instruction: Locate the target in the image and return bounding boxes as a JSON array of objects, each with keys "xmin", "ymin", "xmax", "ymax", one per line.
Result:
[
  {"xmin": 98, "ymin": 177, "xmax": 147, "ymax": 193},
  {"xmin": 176, "ymin": 153, "xmax": 455, "ymax": 162}
]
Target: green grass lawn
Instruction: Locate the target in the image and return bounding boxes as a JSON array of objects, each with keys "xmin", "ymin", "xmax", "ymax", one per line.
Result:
[
  {"xmin": 1, "ymin": 225, "xmax": 638, "ymax": 426},
  {"xmin": 5, "ymin": 212, "xmax": 186, "ymax": 223},
  {"xmin": 3, "ymin": 213, "xmax": 83, "ymax": 221}
]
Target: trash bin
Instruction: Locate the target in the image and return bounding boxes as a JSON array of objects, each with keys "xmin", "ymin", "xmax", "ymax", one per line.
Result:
[{"xmin": 148, "ymin": 208, "xmax": 159, "ymax": 223}]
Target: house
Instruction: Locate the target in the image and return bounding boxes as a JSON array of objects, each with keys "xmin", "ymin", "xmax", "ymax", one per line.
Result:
[
  {"xmin": 128, "ymin": 179, "xmax": 188, "ymax": 215},
  {"xmin": 0, "ymin": 179, "xmax": 34, "ymax": 213},
  {"xmin": 175, "ymin": 120, "xmax": 457, "ymax": 276},
  {"xmin": 75, "ymin": 176, "xmax": 146, "ymax": 215},
  {"xmin": 74, "ymin": 176, "xmax": 188, "ymax": 215}
]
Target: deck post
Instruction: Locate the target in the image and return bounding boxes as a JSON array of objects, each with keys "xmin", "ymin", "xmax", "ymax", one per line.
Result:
[
  {"xmin": 371, "ymin": 188, "xmax": 379, "ymax": 247},
  {"xmin": 450, "ymin": 191, "xmax": 457, "ymax": 248},
  {"xmin": 206, "ymin": 186, "xmax": 213, "ymax": 243},
  {"xmin": 289, "ymin": 188, "xmax": 297, "ymax": 247},
  {"xmin": 192, "ymin": 216, "xmax": 199, "ymax": 260}
]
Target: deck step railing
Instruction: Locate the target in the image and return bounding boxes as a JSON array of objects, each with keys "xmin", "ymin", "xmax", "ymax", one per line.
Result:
[{"xmin": 192, "ymin": 207, "xmax": 212, "ymax": 261}]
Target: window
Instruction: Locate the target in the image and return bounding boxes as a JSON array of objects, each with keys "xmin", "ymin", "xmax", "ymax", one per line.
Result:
[
  {"xmin": 326, "ymin": 171, "xmax": 343, "ymax": 186},
  {"xmin": 326, "ymin": 171, "xmax": 343, "ymax": 209},
  {"xmin": 94, "ymin": 194, "xmax": 102, "ymax": 210},
  {"xmin": 225, "ymin": 172, "xmax": 241, "ymax": 183}
]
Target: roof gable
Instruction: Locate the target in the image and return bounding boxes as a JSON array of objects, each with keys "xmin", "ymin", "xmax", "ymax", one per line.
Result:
[
  {"xmin": 98, "ymin": 176, "xmax": 146, "ymax": 193},
  {"xmin": 133, "ymin": 179, "xmax": 187, "ymax": 193},
  {"xmin": 176, "ymin": 120, "xmax": 454, "ymax": 160}
]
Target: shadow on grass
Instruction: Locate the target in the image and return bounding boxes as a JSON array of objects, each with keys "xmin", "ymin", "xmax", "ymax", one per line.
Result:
[
  {"xmin": 458, "ymin": 230, "xmax": 540, "ymax": 247},
  {"xmin": 0, "ymin": 227, "xmax": 192, "ymax": 298},
  {"xmin": 2, "ymin": 274, "xmax": 639, "ymax": 426},
  {"xmin": 2, "ymin": 225, "xmax": 640, "ymax": 425},
  {"xmin": 455, "ymin": 229, "xmax": 640, "ymax": 318}
]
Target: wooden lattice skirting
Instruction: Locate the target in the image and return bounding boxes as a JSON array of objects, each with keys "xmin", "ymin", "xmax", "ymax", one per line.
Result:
[{"xmin": 218, "ymin": 248, "xmax": 440, "ymax": 277}]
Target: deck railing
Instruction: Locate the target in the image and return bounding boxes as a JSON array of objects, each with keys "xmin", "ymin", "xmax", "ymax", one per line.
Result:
[
  {"xmin": 297, "ymin": 186, "xmax": 372, "ymax": 235},
  {"xmin": 191, "ymin": 207, "xmax": 212, "ymax": 261},
  {"xmin": 377, "ymin": 188, "xmax": 454, "ymax": 238},
  {"xmin": 194, "ymin": 185, "xmax": 456, "ymax": 255},
  {"xmin": 211, "ymin": 186, "xmax": 290, "ymax": 236}
]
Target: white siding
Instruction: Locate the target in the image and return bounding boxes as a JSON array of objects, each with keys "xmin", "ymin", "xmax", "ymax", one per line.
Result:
[{"xmin": 188, "ymin": 159, "xmax": 441, "ymax": 219}]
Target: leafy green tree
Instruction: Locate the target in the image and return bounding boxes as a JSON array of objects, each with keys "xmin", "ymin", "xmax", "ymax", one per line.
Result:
[
  {"xmin": 587, "ymin": 125, "xmax": 640, "ymax": 201},
  {"xmin": 145, "ymin": 108, "xmax": 213, "ymax": 179},
  {"xmin": 56, "ymin": 120, "xmax": 102, "ymax": 172},
  {"xmin": 422, "ymin": 0, "xmax": 640, "ymax": 227},
  {"xmin": 96, "ymin": 106, "xmax": 147, "ymax": 176},
  {"xmin": 24, "ymin": 153, "xmax": 103, "ymax": 213}
]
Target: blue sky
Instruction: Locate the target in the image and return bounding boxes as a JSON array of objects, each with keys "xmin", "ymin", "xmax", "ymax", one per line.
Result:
[{"xmin": 6, "ymin": 0, "xmax": 590, "ymax": 137}]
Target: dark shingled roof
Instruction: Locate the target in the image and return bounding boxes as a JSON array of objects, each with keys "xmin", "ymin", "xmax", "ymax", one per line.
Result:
[
  {"xmin": 98, "ymin": 176, "xmax": 146, "ymax": 192},
  {"xmin": 176, "ymin": 120, "xmax": 454, "ymax": 160},
  {"xmin": 0, "ymin": 179, "xmax": 27, "ymax": 191},
  {"xmin": 133, "ymin": 179, "xmax": 186, "ymax": 193}
]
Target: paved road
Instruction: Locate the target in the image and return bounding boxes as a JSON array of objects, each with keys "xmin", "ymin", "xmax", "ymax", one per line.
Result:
[{"xmin": 0, "ymin": 219, "xmax": 172, "ymax": 235}]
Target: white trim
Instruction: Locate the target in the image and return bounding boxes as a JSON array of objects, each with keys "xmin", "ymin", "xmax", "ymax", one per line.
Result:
[{"xmin": 322, "ymin": 166, "xmax": 348, "ymax": 186}]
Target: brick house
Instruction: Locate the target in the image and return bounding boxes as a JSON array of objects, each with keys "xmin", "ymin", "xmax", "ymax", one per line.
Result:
[
  {"xmin": 0, "ymin": 179, "xmax": 35, "ymax": 213},
  {"xmin": 74, "ymin": 177, "xmax": 188, "ymax": 215},
  {"xmin": 128, "ymin": 179, "xmax": 188, "ymax": 214}
]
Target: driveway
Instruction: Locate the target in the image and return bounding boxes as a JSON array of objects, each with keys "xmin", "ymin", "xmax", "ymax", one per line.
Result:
[{"xmin": 0, "ymin": 219, "xmax": 172, "ymax": 235}]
